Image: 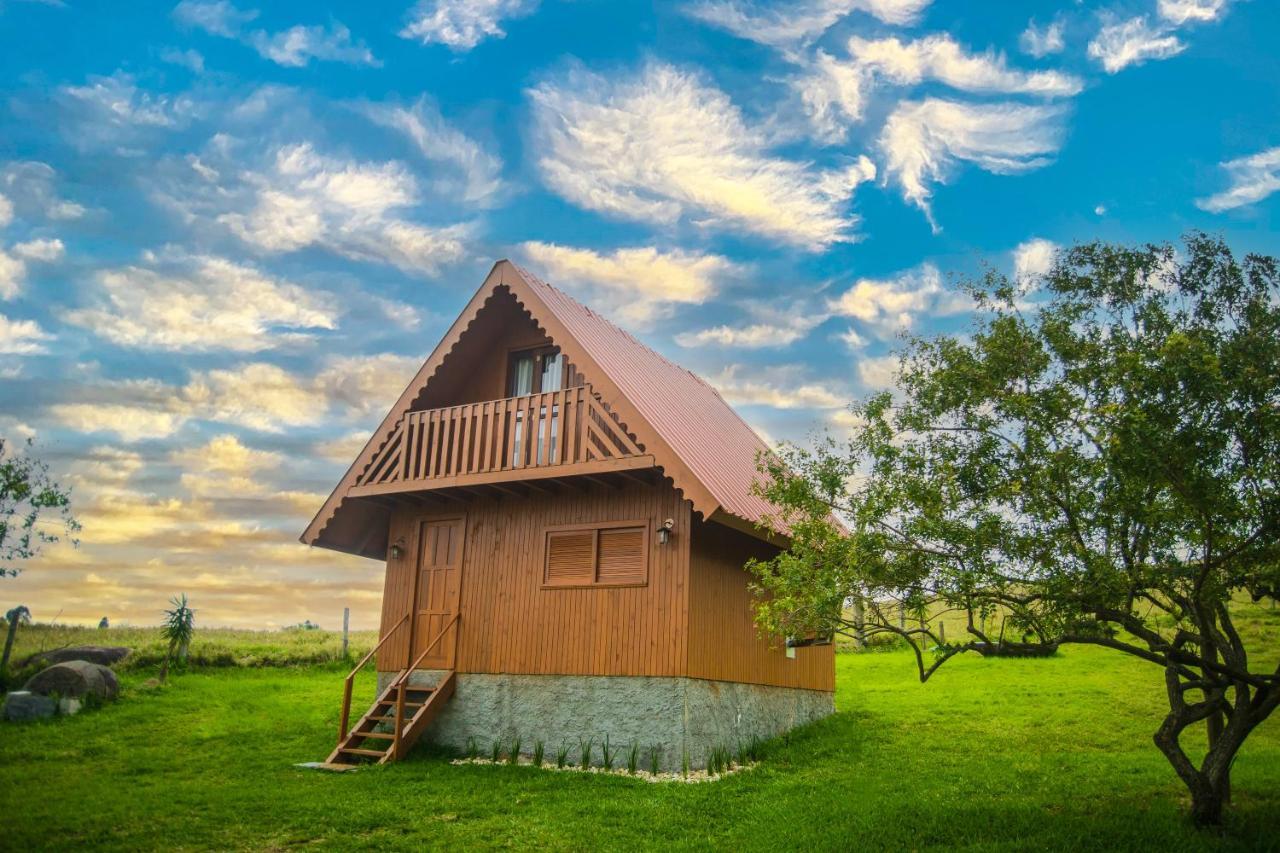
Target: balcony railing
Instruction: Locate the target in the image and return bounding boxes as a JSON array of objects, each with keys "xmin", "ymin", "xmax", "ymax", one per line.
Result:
[{"xmin": 350, "ymin": 384, "xmax": 649, "ymax": 495}]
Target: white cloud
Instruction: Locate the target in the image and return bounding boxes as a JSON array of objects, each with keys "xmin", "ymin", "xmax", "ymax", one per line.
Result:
[
  {"xmin": 400, "ymin": 0, "xmax": 539, "ymax": 51},
  {"xmin": 1094, "ymin": 204, "xmax": 1107, "ymax": 216},
  {"xmin": 59, "ymin": 72, "xmax": 193, "ymax": 131},
  {"xmin": 675, "ymin": 316, "xmax": 822, "ymax": 348},
  {"xmin": 363, "ymin": 98, "xmax": 504, "ymax": 206},
  {"xmin": 172, "ymin": 0, "xmax": 258, "ymax": 37},
  {"xmin": 838, "ymin": 327, "xmax": 867, "ymax": 350},
  {"xmin": 176, "ymin": 434, "xmax": 283, "ymax": 497},
  {"xmin": 710, "ymin": 364, "xmax": 846, "ymax": 409},
  {"xmin": 12, "ymin": 238, "xmax": 65, "ymax": 262},
  {"xmin": 1087, "ymin": 16, "xmax": 1185, "ymax": 74},
  {"xmin": 1020, "ymin": 18, "xmax": 1066, "ymax": 58},
  {"xmin": 52, "ymin": 401, "xmax": 189, "ymax": 442},
  {"xmin": 1158, "ymin": 0, "xmax": 1230, "ymax": 25},
  {"xmin": 520, "ymin": 241, "xmax": 735, "ymax": 327},
  {"xmin": 0, "ymin": 162, "xmax": 85, "ymax": 221},
  {"xmin": 1012, "ymin": 237, "xmax": 1059, "ymax": 284},
  {"xmin": 0, "ymin": 251, "xmax": 24, "ymax": 299},
  {"xmin": 796, "ymin": 34, "xmax": 1080, "ymax": 139},
  {"xmin": 857, "ymin": 354, "xmax": 899, "ymax": 390},
  {"xmin": 51, "ymin": 353, "xmax": 420, "ymax": 441},
  {"xmin": 175, "ymin": 2, "xmax": 376, "ymax": 67},
  {"xmin": 529, "ymin": 62, "xmax": 876, "ymax": 249},
  {"xmin": 160, "ymin": 47, "xmax": 206, "ymax": 73},
  {"xmin": 830, "ymin": 262, "xmax": 969, "ymax": 335},
  {"xmin": 684, "ymin": 0, "xmax": 933, "ymax": 48},
  {"xmin": 0, "ymin": 194, "xmax": 11, "ymax": 229},
  {"xmin": 218, "ymin": 143, "xmax": 470, "ymax": 275},
  {"xmin": 66, "ymin": 253, "xmax": 337, "ymax": 352},
  {"xmin": 248, "ymin": 22, "xmax": 378, "ymax": 68},
  {"xmin": 1196, "ymin": 146, "xmax": 1280, "ymax": 213},
  {"xmin": 878, "ymin": 97, "xmax": 1067, "ymax": 229},
  {"xmin": 0, "ymin": 314, "xmax": 53, "ymax": 355}
]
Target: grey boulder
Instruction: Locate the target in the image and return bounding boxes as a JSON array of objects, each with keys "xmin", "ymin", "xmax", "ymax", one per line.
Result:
[
  {"xmin": 18, "ymin": 645, "xmax": 131, "ymax": 669},
  {"xmin": 24, "ymin": 660, "xmax": 120, "ymax": 701},
  {"xmin": 3, "ymin": 691, "xmax": 56, "ymax": 721}
]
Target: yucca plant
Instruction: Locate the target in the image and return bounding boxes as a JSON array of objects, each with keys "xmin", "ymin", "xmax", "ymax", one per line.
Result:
[
  {"xmin": 626, "ymin": 742, "xmax": 639, "ymax": 775},
  {"xmin": 533, "ymin": 740, "xmax": 545, "ymax": 767},
  {"xmin": 578, "ymin": 736, "xmax": 593, "ymax": 770},
  {"xmin": 508, "ymin": 736, "xmax": 521, "ymax": 765},
  {"xmin": 600, "ymin": 734, "xmax": 614, "ymax": 771},
  {"xmin": 158, "ymin": 594, "xmax": 194, "ymax": 682}
]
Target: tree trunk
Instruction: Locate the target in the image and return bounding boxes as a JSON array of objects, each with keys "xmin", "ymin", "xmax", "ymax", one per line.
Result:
[{"xmin": 1, "ymin": 617, "xmax": 18, "ymax": 676}]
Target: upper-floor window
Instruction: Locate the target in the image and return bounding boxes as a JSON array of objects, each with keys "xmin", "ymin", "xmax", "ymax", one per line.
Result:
[{"xmin": 508, "ymin": 346, "xmax": 565, "ymax": 397}]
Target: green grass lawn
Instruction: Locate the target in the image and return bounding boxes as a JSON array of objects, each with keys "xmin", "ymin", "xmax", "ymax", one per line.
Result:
[{"xmin": 1, "ymin": 646, "xmax": 1277, "ymax": 851}]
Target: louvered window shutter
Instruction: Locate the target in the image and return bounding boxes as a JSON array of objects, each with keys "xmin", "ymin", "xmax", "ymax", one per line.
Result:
[
  {"xmin": 596, "ymin": 527, "xmax": 645, "ymax": 584},
  {"xmin": 545, "ymin": 530, "xmax": 595, "ymax": 585}
]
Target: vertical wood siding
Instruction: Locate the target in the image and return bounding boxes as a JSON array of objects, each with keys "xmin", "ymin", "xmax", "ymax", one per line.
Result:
[
  {"xmin": 377, "ymin": 480, "xmax": 691, "ymax": 676},
  {"xmin": 686, "ymin": 517, "xmax": 835, "ymax": 692}
]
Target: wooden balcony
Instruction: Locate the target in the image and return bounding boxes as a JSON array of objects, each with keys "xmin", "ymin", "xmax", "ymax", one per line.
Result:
[{"xmin": 348, "ymin": 384, "xmax": 654, "ymax": 497}]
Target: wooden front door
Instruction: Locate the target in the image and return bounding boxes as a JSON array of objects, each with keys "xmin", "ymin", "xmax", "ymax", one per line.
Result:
[{"xmin": 412, "ymin": 517, "xmax": 465, "ymax": 669}]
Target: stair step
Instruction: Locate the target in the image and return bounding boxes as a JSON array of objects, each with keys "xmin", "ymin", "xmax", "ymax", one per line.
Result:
[
  {"xmin": 339, "ymin": 747, "xmax": 389, "ymax": 757},
  {"xmin": 355, "ymin": 731, "xmax": 395, "ymax": 740}
]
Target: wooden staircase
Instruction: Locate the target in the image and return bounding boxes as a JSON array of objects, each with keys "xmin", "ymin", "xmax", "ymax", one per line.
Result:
[
  {"xmin": 325, "ymin": 671, "xmax": 455, "ymax": 767},
  {"xmin": 319, "ymin": 612, "xmax": 461, "ymax": 769}
]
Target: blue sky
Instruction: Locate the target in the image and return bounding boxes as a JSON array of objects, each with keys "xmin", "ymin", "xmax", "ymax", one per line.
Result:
[{"xmin": 1, "ymin": 0, "xmax": 1276, "ymax": 628}]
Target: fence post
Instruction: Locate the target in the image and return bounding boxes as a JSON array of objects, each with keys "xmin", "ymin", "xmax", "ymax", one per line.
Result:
[
  {"xmin": 852, "ymin": 597, "xmax": 865, "ymax": 650},
  {"xmin": 342, "ymin": 607, "xmax": 350, "ymax": 659}
]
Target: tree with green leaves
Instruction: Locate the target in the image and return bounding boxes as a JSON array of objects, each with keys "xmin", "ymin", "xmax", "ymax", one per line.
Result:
[
  {"xmin": 1, "ymin": 437, "xmax": 78, "ymax": 578},
  {"xmin": 158, "ymin": 594, "xmax": 195, "ymax": 682},
  {"xmin": 750, "ymin": 234, "xmax": 1279, "ymax": 826}
]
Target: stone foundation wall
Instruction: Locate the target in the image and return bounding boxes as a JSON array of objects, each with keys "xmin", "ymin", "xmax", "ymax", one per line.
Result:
[{"xmin": 377, "ymin": 671, "xmax": 833, "ymax": 770}]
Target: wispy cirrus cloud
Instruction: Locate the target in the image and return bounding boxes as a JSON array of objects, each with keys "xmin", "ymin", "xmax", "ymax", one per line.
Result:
[
  {"xmin": 1196, "ymin": 146, "xmax": 1280, "ymax": 213},
  {"xmin": 174, "ymin": 1, "xmax": 377, "ymax": 67},
  {"xmin": 50, "ymin": 353, "xmax": 421, "ymax": 441},
  {"xmin": 362, "ymin": 97, "xmax": 505, "ymax": 206},
  {"xmin": 878, "ymin": 98, "xmax": 1068, "ymax": 229},
  {"xmin": 1020, "ymin": 18, "xmax": 1066, "ymax": 57},
  {"xmin": 66, "ymin": 252, "xmax": 338, "ymax": 353},
  {"xmin": 529, "ymin": 61, "xmax": 876, "ymax": 249},
  {"xmin": 520, "ymin": 241, "xmax": 736, "ymax": 327},
  {"xmin": 400, "ymin": 0, "xmax": 539, "ymax": 51},
  {"xmin": 0, "ymin": 314, "xmax": 54, "ymax": 355},
  {"xmin": 684, "ymin": 0, "xmax": 933, "ymax": 48},
  {"xmin": 795, "ymin": 33, "xmax": 1081, "ymax": 140},
  {"xmin": 1087, "ymin": 15, "xmax": 1185, "ymax": 73},
  {"xmin": 829, "ymin": 262, "xmax": 969, "ymax": 336},
  {"xmin": 197, "ymin": 141, "xmax": 471, "ymax": 276},
  {"xmin": 709, "ymin": 364, "xmax": 847, "ymax": 409}
]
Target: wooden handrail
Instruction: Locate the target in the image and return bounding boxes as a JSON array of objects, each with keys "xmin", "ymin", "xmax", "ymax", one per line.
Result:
[
  {"xmin": 390, "ymin": 613, "xmax": 461, "ymax": 760},
  {"xmin": 337, "ymin": 611, "xmax": 409, "ymax": 743}
]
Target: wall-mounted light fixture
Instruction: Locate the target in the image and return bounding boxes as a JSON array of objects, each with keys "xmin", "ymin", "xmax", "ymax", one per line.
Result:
[
  {"xmin": 656, "ymin": 518, "xmax": 674, "ymax": 546},
  {"xmin": 389, "ymin": 536, "xmax": 407, "ymax": 561}
]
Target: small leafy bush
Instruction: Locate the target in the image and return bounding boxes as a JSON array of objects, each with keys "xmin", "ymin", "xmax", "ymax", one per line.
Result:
[
  {"xmin": 626, "ymin": 742, "xmax": 639, "ymax": 775},
  {"xmin": 555, "ymin": 743, "xmax": 569, "ymax": 769},
  {"xmin": 508, "ymin": 737, "xmax": 521, "ymax": 765},
  {"xmin": 578, "ymin": 737, "xmax": 594, "ymax": 770},
  {"xmin": 533, "ymin": 740, "xmax": 545, "ymax": 767}
]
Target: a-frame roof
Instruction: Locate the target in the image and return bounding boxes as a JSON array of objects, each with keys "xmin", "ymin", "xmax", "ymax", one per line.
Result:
[{"xmin": 302, "ymin": 260, "xmax": 779, "ymax": 555}]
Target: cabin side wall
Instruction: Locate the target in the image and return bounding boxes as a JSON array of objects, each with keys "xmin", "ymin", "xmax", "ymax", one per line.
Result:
[
  {"xmin": 687, "ymin": 517, "xmax": 836, "ymax": 692},
  {"xmin": 376, "ymin": 479, "xmax": 692, "ymax": 677}
]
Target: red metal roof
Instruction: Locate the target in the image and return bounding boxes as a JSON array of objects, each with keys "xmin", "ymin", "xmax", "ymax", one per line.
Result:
[
  {"xmin": 511, "ymin": 263, "xmax": 779, "ymax": 529},
  {"xmin": 302, "ymin": 260, "xmax": 783, "ymax": 553}
]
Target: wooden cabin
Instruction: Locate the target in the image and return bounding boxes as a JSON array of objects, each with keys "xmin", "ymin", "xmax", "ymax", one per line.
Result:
[{"xmin": 303, "ymin": 260, "xmax": 834, "ymax": 769}]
